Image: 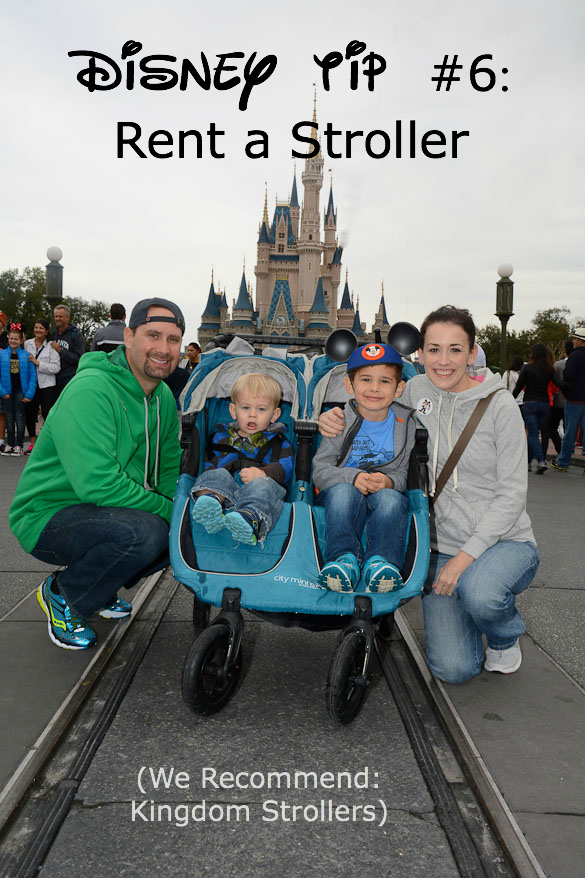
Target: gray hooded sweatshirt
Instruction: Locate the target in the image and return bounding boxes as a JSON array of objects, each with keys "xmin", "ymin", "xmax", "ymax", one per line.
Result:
[
  {"xmin": 312, "ymin": 398, "xmax": 417, "ymax": 495},
  {"xmin": 400, "ymin": 369, "xmax": 536, "ymax": 558}
]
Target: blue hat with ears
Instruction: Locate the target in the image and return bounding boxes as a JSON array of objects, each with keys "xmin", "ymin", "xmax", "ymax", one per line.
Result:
[{"xmin": 347, "ymin": 342, "xmax": 403, "ymax": 372}]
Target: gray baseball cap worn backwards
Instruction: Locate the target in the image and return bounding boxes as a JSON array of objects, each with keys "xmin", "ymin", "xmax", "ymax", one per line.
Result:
[{"xmin": 128, "ymin": 298, "xmax": 186, "ymax": 334}]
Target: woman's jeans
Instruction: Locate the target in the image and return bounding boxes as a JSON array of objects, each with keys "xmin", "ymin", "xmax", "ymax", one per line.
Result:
[
  {"xmin": 557, "ymin": 402, "xmax": 585, "ymax": 467},
  {"xmin": 31, "ymin": 505, "xmax": 170, "ymax": 619},
  {"xmin": 4, "ymin": 390, "xmax": 25, "ymax": 447},
  {"xmin": 317, "ymin": 482, "xmax": 409, "ymax": 568},
  {"xmin": 193, "ymin": 467, "xmax": 285, "ymax": 540},
  {"xmin": 521, "ymin": 401, "xmax": 549, "ymax": 463},
  {"xmin": 422, "ymin": 541, "xmax": 540, "ymax": 684}
]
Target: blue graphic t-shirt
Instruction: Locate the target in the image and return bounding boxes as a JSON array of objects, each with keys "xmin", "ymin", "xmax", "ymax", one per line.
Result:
[{"xmin": 345, "ymin": 409, "xmax": 396, "ymax": 469}]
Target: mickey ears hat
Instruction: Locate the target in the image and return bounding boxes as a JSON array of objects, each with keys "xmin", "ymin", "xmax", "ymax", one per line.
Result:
[
  {"xmin": 347, "ymin": 342, "xmax": 403, "ymax": 372},
  {"xmin": 128, "ymin": 298, "xmax": 185, "ymax": 334}
]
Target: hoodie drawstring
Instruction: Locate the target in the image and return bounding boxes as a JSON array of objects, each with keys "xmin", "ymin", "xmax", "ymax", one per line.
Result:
[
  {"xmin": 430, "ymin": 395, "xmax": 442, "ymax": 497},
  {"xmin": 143, "ymin": 395, "xmax": 161, "ymax": 490}
]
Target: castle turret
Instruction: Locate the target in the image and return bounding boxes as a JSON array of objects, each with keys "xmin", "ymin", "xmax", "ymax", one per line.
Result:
[
  {"xmin": 198, "ymin": 272, "xmax": 222, "ymax": 347},
  {"xmin": 371, "ymin": 282, "xmax": 390, "ymax": 336},
  {"xmin": 231, "ymin": 269, "xmax": 254, "ymax": 330},
  {"xmin": 306, "ymin": 275, "xmax": 331, "ymax": 340},
  {"xmin": 336, "ymin": 269, "xmax": 355, "ymax": 330},
  {"xmin": 351, "ymin": 296, "xmax": 364, "ymax": 338},
  {"xmin": 289, "ymin": 167, "xmax": 300, "ymax": 240},
  {"xmin": 297, "ymin": 94, "xmax": 323, "ymax": 317}
]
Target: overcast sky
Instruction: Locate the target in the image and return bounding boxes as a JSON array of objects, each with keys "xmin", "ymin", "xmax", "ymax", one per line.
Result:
[{"xmin": 1, "ymin": 0, "xmax": 583, "ymax": 341}]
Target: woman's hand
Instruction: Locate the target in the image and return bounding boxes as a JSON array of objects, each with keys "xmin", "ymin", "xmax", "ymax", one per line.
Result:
[
  {"xmin": 318, "ymin": 407, "xmax": 345, "ymax": 437},
  {"xmin": 240, "ymin": 467, "xmax": 266, "ymax": 483},
  {"xmin": 432, "ymin": 551, "xmax": 475, "ymax": 596},
  {"xmin": 28, "ymin": 355, "xmax": 39, "ymax": 366},
  {"xmin": 22, "ymin": 397, "xmax": 31, "ymax": 403}
]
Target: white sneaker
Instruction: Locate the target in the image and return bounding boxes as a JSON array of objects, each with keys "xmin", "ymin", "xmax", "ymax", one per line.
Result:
[
  {"xmin": 1, "ymin": 445, "xmax": 13, "ymax": 456},
  {"xmin": 12, "ymin": 445, "xmax": 24, "ymax": 456},
  {"xmin": 484, "ymin": 640, "xmax": 522, "ymax": 674}
]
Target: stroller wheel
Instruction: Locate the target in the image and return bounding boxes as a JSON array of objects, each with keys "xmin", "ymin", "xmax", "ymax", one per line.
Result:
[
  {"xmin": 182, "ymin": 624, "xmax": 243, "ymax": 716},
  {"xmin": 326, "ymin": 631, "xmax": 369, "ymax": 725},
  {"xmin": 192, "ymin": 594, "xmax": 211, "ymax": 630}
]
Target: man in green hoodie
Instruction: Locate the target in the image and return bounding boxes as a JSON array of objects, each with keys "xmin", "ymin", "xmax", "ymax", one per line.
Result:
[{"xmin": 10, "ymin": 298, "xmax": 185, "ymax": 650}]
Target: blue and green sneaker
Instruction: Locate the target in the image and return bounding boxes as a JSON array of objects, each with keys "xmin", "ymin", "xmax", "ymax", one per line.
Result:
[
  {"xmin": 37, "ymin": 573, "xmax": 97, "ymax": 650},
  {"xmin": 318, "ymin": 553, "xmax": 360, "ymax": 592},
  {"xmin": 363, "ymin": 556, "xmax": 404, "ymax": 594},
  {"xmin": 224, "ymin": 508, "xmax": 260, "ymax": 545},
  {"xmin": 98, "ymin": 597, "xmax": 133, "ymax": 619},
  {"xmin": 192, "ymin": 494, "xmax": 225, "ymax": 533}
]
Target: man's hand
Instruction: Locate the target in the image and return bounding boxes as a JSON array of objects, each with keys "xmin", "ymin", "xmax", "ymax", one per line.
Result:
[
  {"xmin": 49, "ymin": 341, "xmax": 61, "ymax": 353},
  {"xmin": 3, "ymin": 394, "xmax": 10, "ymax": 400},
  {"xmin": 22, "ymin": 397, "xmax": 31, "ymax": 403},
  {"xmin": 240, "ymin": 467, "xmax": 266, "ymax": 484},
  {"xmin": 432, "ymin": 551, "xmax": 475, "ymax": 596},
  {"xmin": 318, "ymin": 407, "xmax": 345, "ymax": 438}
]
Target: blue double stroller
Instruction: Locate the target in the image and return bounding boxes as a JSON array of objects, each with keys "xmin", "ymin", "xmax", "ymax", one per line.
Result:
[{"xmin": 170, "ymin": 325, "xmax": 430, "ymax": 724}]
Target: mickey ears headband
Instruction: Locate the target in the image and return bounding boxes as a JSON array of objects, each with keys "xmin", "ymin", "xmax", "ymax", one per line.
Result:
[{"xmin": 325, "ymin": 322, "xmax": 422, "ymax": 363}]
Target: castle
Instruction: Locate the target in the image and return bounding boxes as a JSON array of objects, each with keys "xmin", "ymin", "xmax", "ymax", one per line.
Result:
[{"xmin": 198, "ymin": 103, "xmax": 390, "ymax": 349}]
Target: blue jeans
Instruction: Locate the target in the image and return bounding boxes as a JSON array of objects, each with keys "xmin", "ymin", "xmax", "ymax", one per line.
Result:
[
  {"xmin": 521, "ymin": 401, "xmax": 549, "ymax": 463},
  {"xmin": 4, "ymin": 390, "xmax": 25, "ymax": 447},
  {"xmin": 193, "ymin": 468, "xmax": 285, "ymax": 540},
  {"xmin": 317, "ymin": 482, "xmax": 408, "ymax": 568},
  {"xmin": 422, "ymin": 541, "xmax": 540, "ymax": 684},
  {"xmin": 31, "ymin": 505, "xmax": 170, "ymax": 619},
  {"xmin": 557, "ymin": 401, "xmax": 585, "ymax": 467}
]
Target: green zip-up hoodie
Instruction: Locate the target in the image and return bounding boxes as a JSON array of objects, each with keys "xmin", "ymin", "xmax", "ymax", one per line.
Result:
[{"xmin": 10, "ymin": 347, "xmax": 181, "ymax": 553}]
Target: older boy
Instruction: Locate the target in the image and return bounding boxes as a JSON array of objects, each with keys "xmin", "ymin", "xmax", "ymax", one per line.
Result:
[
  {"xmin": 192, "ymin": 373, "xmax": 293, "ymax": 545},
  {"xmin": 312, "ymin": 343, "xmax": 416, "ymax": 593}
]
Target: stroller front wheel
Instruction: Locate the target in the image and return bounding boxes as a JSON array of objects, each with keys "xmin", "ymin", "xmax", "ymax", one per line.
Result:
[
  {"xmin": 326, "ymin": 631, "xmax": 369, "ymax": 725},
  {"xmin": 182, "ymin": 624, "xmax": 243, "ymax": 716}
]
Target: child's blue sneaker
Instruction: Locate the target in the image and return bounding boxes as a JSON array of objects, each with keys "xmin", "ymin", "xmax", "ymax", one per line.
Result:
[
  {"xmin": 224, "ymin": 508, "xmax": 260, "ymax": 545},
  {"xmin": 363, "ymin": 556, "xmax": 404, "ymax": 594},
  {"xmin": 192, "ymin": 494, "xmax": 225, "ymax": 533},
  {"xmin": 318, "ymin": 553, "xmax": 360, "ymax": 592}
]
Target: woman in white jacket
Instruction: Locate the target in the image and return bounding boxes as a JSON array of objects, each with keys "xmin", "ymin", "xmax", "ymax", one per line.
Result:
[
  {"xmin": 24, "ymin": 318, "xmax": 61, "ymax": 452},
  {"xmin": 319, "ymin": 306, "xmax": 540, "ymax": 684}
]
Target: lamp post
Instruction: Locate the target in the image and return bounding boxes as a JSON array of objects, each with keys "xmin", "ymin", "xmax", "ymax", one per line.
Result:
[
  {"xmin": 45, "ymin": 246, "xmax": 64, "ymax": 311},
  {"xmin": 495, "ymin": 263, "xmax": 514, "ymax": 375}
]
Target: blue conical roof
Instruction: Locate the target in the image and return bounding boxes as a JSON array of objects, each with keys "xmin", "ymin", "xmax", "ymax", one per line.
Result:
[
  {"xmin": 325, "ymin": 185, "xmax": 335, "ymax": 223},
  {"xmin": 351, "ymin": 309, "xmax": 363, "ymax": 336},
  {"xmin": 234, "ymin": 272, "xmax": 252, "ymax": 311},
  {"xmin": 290, "ymin": 172, "xmax": 299, "ymax": 208},
  {"xmin": 340, "ymin": 280, "xmax": 352, "ymax": 310},
  {"xmin": 380, "ymin": 294, "xmax": 389, "ymax": 326},
  {"xmin": 202, "ymin": 281, "xmax": 220, "ymax": 318},
  {"xmin": 310, "ymin": 276, "xmax": 328, "ymax": 313},
  {"xmin": 258, "ymin": 221, "xmax": 270, "ymax": 244}
]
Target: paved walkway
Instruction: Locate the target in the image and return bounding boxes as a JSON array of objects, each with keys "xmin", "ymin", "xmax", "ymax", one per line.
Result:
[{"xmin": 1, "ymin": 449, "xmax": 583, "ymax": 876}]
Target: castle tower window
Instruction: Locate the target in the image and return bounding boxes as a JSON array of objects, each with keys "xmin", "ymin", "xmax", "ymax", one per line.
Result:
[{"xmin": 278, "ymin": 244, "xmax": 284, "ymax": 253}]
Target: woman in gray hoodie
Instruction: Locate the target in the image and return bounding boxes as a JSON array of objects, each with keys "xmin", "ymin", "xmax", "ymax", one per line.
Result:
[{"xmin": 319, "ymin": 306, "xmax": 539, "ymax": 684}]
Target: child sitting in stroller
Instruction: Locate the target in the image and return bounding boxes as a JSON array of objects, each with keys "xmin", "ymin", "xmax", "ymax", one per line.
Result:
[
  {"xmin": 191, "ymin": 373, "xmax": 293, "ymax": 545},
  {"xmin": 312, "ymin": 343, "xmax": 416, "ymax": 593}
]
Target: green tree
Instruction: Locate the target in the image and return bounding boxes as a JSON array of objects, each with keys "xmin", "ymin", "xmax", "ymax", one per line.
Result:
[
  {"xmin": 63, "ymin": 296, "xmax": 110, "ymax": 342},
  {"xmin": 530, "ymin": 308, "xmax": 574, "ymax": 360},
  {"xmin": 476, "ymin": 324, "xmax": 532, "ymax": 371},
  {"xmin": 0, "ymin": 267, "xmax": 110, "ymax": 348},
  {"xmin": 0, "ymin": 266, "xmax": 47, "ymax": 332}
]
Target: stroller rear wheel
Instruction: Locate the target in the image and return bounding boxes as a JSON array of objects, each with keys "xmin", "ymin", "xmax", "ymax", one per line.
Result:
[
  {"xmin": 182, "ymin": 624, "xmax": 243, "ymax": 715},
  {"xmin": 326, "ymin": 631, "xmax": 369, "ymax": 725}
]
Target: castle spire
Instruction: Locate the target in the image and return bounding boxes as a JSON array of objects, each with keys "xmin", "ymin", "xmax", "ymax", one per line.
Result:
[{"xmin": 290, "ymin": 166, "xmax": 299, "ymax": 208}]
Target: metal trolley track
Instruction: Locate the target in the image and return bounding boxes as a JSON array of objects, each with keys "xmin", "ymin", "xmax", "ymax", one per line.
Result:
[{"xmin": 1, "ymin": 583, "xmax": 546, "ymax": 878}]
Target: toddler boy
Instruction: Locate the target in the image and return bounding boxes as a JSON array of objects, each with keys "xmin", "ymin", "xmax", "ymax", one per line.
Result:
[
  {"xmin": 192, "ymin": 373, "xmax": 293, "ymax": 545},
  {"xmin": 312, "ymin": 343, "xmax": 416, "ymax": 592}
]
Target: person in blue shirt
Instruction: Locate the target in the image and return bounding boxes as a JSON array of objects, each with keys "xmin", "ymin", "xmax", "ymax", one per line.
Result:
[
  {"xmin": 191, "ymin": 372, "xmax": 293, "ymax": 545},
  {"xmin": 312, "ymin": 343, "xmax": 416, "ymax": 593}
]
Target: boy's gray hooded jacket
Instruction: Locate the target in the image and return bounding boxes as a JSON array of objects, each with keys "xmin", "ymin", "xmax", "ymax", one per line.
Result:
[
  {"xmin": 400, "ymin": 370, "xmax": 535, "ymax": 558},
  {"xmin": 312, "ymin": 398, "xmax": 417, "ymax": 494}
]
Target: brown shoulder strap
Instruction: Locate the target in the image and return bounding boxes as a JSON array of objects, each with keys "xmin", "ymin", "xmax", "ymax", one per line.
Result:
[{"xmin": 433, "ymin": 390, "xmax": 500, "ymax": 502}]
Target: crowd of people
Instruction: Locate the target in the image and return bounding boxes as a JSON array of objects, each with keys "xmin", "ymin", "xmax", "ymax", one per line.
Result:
[{"xmin": 3, "ymin": 300, "xmax": 584, "ymax": 690}]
